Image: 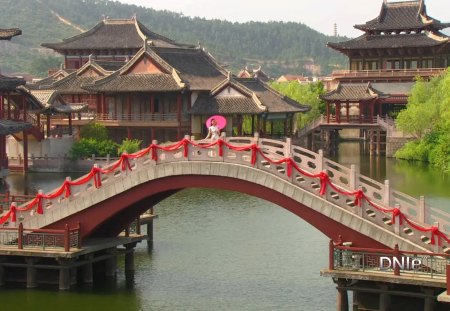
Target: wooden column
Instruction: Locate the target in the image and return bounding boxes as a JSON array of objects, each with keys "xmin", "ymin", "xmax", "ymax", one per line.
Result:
[
  {"xmin": 0, "ymin": 136, "xmax": 4, "ymax": 170},
  {"xmin": 7, "ymin": 92, "xmax": 11, "ymax": 119},
  {"xmin": 68, "ymin": 113, "xmax": 73, "ymax": 136},
  {"xmin": 177, "ymin": 94, "xmax": 182, "ymax": 140},
  {"xmin": 346, "ymin": 102, "xmax": 350, "ymax": 123},
  {"xmin": 127, "ymin": 127, "xmax": 131, "ymax": 140},
  {"xmin": 22, "ymin": 95, "xmax": 27, "ymax": 121},
  {"xmin": 370, "ymin": 100, "xmax": 375, "ymax": 123},
  {"xmin": 326, "ymin": 102, "xmax": 330, "ymax": 123},
  {"xmin": 336, "ymin": 102, "xmax": 341, "ymax": 124},
  {"xmin": 283, "ymin": 118, "xmax": 288, "ymax": 137},
  {"xmin": 150, "ymin": 94, "xmax": 155, "ymax": 114},
  {"xmin": 46, "ymin": 114, "xmax": 51, "ymax": 138},
  {"xmin": 358, "ymin": 102, "xmax": 362, "ymax": 123},
  {"xmin": 0, "ymin": 94, "xmax": 3, "ymax": 119},
  {"xmin": 23, "ymin": 129, "xmax": 28, "ymax": 173},
  {"xmin": 127, "ymin": 94, "xmax": 131, "ymax": 120}
]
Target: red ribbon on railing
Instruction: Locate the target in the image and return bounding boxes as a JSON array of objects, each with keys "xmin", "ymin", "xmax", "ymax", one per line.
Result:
[
  {"xmin": 92, "ymin": 167, "xmax": 102, "ymax": 188},
  {"xmin": 150, "ymin": 144, "xmax": 158, "ymax": 161},
  {"xmin": 63, "ymin": 181, "xmax": 71, "ymax": 198},
  {"xmin": 391, "ymin": 208, "xmax": 402, "ymax": 225},
  {"xmin": 319, "ymin": 172, "xmax": 329, "ymax": 196},
  {"xmin": 286, "ymin": 158, "xmax": 293, "ymax": 177},
  {"xmin": 120, "ymin": 154, "xmax": 132, "ymax": 171},
  {"xmin": 354, "ymin": 190, "xmax": 364, "ymax": 207},
  {"xmin": 431, "ymin": 226, "xmax": 440, "ymax": 246},
  {"xmin": 251, "ymin": 144, "xmax": 258, "ymax": 165},
  {"xmin": 183, "ymin": 139, "xmax": 189, "ymax": 158},
  {"xmin": 218, "ymin": 139, "xmax": 224, "ymax": 157},
  {"xmin": 36, "ymin": 194, "xmax": 43, "ymax": 215}
]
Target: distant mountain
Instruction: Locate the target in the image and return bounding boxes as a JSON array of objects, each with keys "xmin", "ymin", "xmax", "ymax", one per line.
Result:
[{"xmin": 0, "ymin": 0, "xmax": 347, "ymax": 77}]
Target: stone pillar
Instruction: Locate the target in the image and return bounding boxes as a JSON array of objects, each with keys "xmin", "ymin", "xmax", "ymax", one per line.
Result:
[
  {"xmin": 379, "ymin": 284, "xmax": 390, "ymax": 311},
  {"xmin": 105, "ymin": 248, "xmax": 117, "ymax": 278},
  {"xmin": 125, "ymin": 243, "xmax": 136, "ymax": 278},
  {"xmin": 336, "ymin": 279, "xmax": 349, "ymax": 311},
  {"xmin": 423, "ymin": 288, "xmax": 435, "ymax": 311},
  {"xmin": 58, "ymin": 258, "xmax": 73, "ymax": 290},
  {"xmin": 147, "ymin": 219, "xmax": 154, "ymax": 248},
  {"xmin": 82, "ymin": 255, "xmax": 94, "ymax": 284},
  {"xmin": 0, "ymin": 259, "xmax": 4, "ymax": 286},
  {"xmin": 25, "ymin": 258, "xmax": 38, "ymax": 288}
]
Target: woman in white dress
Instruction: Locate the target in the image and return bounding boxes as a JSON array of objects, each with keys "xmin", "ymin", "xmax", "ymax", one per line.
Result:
[{"xmin": 205, "ymin": 118, "xmax": 220, "ymax": 140}]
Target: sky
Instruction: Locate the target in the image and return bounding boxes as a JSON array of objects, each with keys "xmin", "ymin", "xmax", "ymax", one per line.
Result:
[{"xmin": 117, "ymin": 0, "xmax": 450, "ymax": 37}]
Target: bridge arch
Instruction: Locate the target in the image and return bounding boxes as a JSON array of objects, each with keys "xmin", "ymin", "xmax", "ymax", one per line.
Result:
[{"xmin": 45, "ymin": 162, "xmax": 424, "ymax": 252}]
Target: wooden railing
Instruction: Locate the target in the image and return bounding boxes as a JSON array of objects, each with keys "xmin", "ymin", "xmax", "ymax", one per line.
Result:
[
  {"xmin": 332, "ymin": 68, "xmax": 445, "ymax": 78},
  {"xmin": 329, "ymin": 242, "xmax": 450, "ymax": 278},
  {"xmin": 3, "ymin": 135, "xmax": 450, "ymax": 253},
  {"xmin": 0, "ymin": 223, "xmax": 80, "ymax": 251}
]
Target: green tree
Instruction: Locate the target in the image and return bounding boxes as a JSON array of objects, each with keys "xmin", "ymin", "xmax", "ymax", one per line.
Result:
[
  {"xmin": 118, "ymin": 139, "xmax": 142, "ymax": 155},
  {"xmin": 79, "ymin": 122, "xmax": 109, "ymax": 141},
  {"xmin": 270, "ymin": 81, "xmax": 326, "ymax": 128},
  {"xmin": 395, "ymin": 69, "xmax": 450, "ymax": 172}
]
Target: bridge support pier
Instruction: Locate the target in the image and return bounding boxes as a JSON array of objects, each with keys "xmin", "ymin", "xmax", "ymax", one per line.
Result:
[
  {"xmin": 125, "ymin": 243, "xmax": 136, "ymax": 277},
  {"xmin": 378, "ymin": 284, "xmax": 390, "ymax": 311},
  {"xmin": 82, "ymin": 255, "xmax": 94, "ymax": 284},
  {"xmin": 0, "ymin": 259, "xmax": 4, "ymax": 287},
  {"xmin": 147, "ymin": 209, "xmax": 154, "ymax": 249},
  {"xmin": 25, "ymin": 258, "xmax": 38, "ymax": 288},
  {"xmin": 58, "ymin": 259, "xmax": 72, "ymax": 290},
  {"xmin": 105, "ymin": 248, "xmax": 117, "ymax": 278},
  {"xmin": 336, "ymin": 279, "xmax": 349, "ymax": 311}
]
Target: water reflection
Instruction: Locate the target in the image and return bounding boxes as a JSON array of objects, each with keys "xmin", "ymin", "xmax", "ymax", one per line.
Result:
[{"xmin": 332, "ymin": 142, "xmax": 450, "ymax": 211}]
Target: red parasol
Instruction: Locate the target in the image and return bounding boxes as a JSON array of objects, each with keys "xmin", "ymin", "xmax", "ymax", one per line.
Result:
[{"xmin": 206, "ymin": 115, "xmax": 227, "ymax": 130}]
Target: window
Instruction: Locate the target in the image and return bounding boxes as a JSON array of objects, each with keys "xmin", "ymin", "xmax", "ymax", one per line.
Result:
[
  {"xmin": 351, "ymin": 60, "xmax": 363, "ymax": 70},
  {"xmin": 385, "ymin": 60, "xmax": 400, "ymax": 70},
  {"xmin": 364, "ymin": 60, "xmax": 378, "ymax": 70},
  {"xmin": 421, "ymin": 58, "xmax": 433, "ymax": 68}
]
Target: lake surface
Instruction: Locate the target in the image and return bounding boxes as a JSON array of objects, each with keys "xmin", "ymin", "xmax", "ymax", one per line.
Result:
[{"xmin": 0, "ymin": 141, "xmax": 449, "ymax": 310}]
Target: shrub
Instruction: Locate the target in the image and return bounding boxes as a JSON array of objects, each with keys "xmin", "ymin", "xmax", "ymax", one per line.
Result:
[
  {"xmin": 118, "ymin": 139, "xmax": 142, "ymax": 155},
  {"xmin": 79, "ymin": 123, "xmax": 109, "ymax": 141},
  {"xmin": 69, "ymin": 138, "xmax": 118, "ymax": 160}
]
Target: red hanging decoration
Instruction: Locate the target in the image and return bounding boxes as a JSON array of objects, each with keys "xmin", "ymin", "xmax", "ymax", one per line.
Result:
[
  {"xmin": 151, "ymin": 144, "xmax": 158, "ymax": 161},
  {"xmin": 64, "ymin": 181, "xmax": 71, "ymax": 198},
  {"xmin": 121, "ymin": 154, "xmax": 132, "ymax": 171},
  {"xmin": 218, "ymin": 139, "xmax": 224, "ymax": 157},
  {"xmin": 36, "ymin": 194, "xmax": 43, "ymax": 214},
  {"xmin": 10, "ymin": 205, "xmax": 16, "ymax": 222},
  {"xmin": 286, "ymin": 158, "xmax": 293, "ymax": 177},
  {"xmin": 183, "ymin": 139, "xmax": 189, "ymax": 158},
  {"xmin": 430, "ymin": 226, "xmax": 440, "ymax": 245},
  {"xmin": 319, "ymin": 172, "xmax": 329, "ymax": 196},
  {"xmin": 353, "ymin": 190, "xmax": 364, "ymax": 207},
  {"xmin": 391, "ymin": 208, "xmax": 402, "ymax": 225},
  {"xmin": 251, "ymin": 145, "xmax": 258, "ymax": 165}
]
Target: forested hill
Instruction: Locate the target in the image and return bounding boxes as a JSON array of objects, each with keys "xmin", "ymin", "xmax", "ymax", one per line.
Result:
[{"xmin": 0, "ymin": 0, "xmax": 347, "ymax": 77}]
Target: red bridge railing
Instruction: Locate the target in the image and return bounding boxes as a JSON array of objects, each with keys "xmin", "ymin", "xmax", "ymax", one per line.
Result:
[{"xmin": 0, "ymin": 134, "xmax": 449, "ymax": 254}]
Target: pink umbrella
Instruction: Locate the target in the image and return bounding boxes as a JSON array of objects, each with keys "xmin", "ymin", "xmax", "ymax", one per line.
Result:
[{"xmin": 206, "ymin": 115, "xmax": 227, "ymax": 130}]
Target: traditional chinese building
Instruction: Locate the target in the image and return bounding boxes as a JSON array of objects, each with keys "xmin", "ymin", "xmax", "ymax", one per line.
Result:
[
  {"xmin": 306, "ymin": 0, "xmax": 450, "ymax": 155},
  {"xmin": 0, "ymin": 28, "xmax": 46, "ymax": 176},
  {"xmin": 38, "ymin": 17, "xmax": 309, "ymax": 145}
]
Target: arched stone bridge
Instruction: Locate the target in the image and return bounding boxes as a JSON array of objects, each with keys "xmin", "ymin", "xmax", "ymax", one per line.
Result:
[{"xmin": 2, "ymin": 135, "xmax": 450, "ymax": 254}]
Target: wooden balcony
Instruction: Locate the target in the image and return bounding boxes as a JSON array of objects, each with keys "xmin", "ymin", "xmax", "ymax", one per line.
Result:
[
  {"xmin": 332, "ymin": 68, "xmax": 445, "ymax": 80},
  {"xmin": 50, "ymin": 113, "xmax": 190, "ymax": 128}
]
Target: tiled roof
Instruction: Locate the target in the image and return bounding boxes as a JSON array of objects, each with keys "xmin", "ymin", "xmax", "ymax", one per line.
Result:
[
  {"xmin": 42, "ymin": 18, "xmax": 192, "ymax": 51},
  {"xmin": 0, "ymin": 28, "xmax": 21, "ymax": 40},
  {"xmin": 320, "ymin": 83, "xmax": 384, "ymax": 101},
  {"xmin": 354, "ymin": 1, "xmax": 450, "ymax": 32},
  {"xmin": 0, "ymin": 75, "xmax": 25, "ymax": 91},
  {"xmin": 190, "ymin": 95, "xmax": 266, "ymax": 115},
  {"xmin": 82, "ymin": 73, "xmax": 183, "ymax": 92},
  {"xmin": 52, "ymin": 103, "xmax": 88, "ymax": 113},
  {"xmin": 190, "ymin": 78, "xmax": 310, "ymax": 115},
  {"xmin": 47, "ymin": 73, "xmax": 99, "ymax": 94},
  {"xmin": 0, "ymin": 120, "xmax": 32, "ymax": 135},
  {"xmin": 328, "ymin": 32, "xmax": 448, "ymax": 51},
  {"xmin": 236, "ymin": 78, "xmax": 310, "ymax": 113},
  {"xmin": 153, "ymin": 47, "xmax": 227, "ymax": 90}
]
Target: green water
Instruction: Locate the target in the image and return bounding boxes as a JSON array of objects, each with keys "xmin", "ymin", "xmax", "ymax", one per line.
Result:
[{"xmin": 0, "ymin": 141, "xmax": 449, "ymax": 310}]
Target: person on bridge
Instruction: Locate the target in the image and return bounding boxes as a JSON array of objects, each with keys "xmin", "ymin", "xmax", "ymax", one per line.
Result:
[{"xmin": 205, "ymin": 118, "xmax": 220, "ymax": 140}]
